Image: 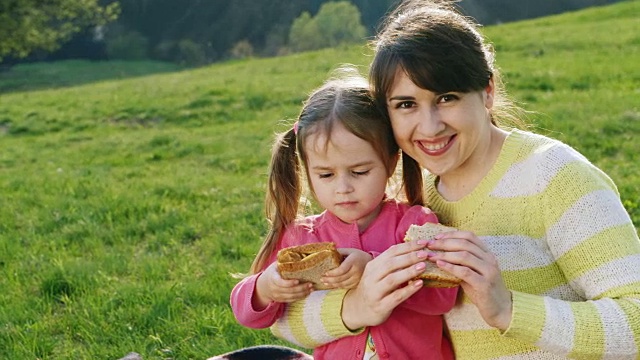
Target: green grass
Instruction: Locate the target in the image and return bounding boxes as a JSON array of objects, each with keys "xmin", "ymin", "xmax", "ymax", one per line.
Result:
[{"xmin": 0, "ymin": 1, "xmax": 638, "ymax": 358}]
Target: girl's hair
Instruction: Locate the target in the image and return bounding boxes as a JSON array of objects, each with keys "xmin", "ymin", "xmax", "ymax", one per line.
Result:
[
  {"xmin": 369, "ymin": 0, "xmax": 527, "ymax": 131},
  {"xmin": 249, "ymin": 67, "xmax": 422, "ymax": 274}
]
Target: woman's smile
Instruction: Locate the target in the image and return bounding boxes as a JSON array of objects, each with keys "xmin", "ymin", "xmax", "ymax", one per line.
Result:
[{"xmin": 417, "ymin": 134, "xmax": 457, "ymax": 156}]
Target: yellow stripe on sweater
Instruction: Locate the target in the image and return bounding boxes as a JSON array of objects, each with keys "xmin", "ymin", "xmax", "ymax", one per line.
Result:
[
  {"xmin": 502, "ymin": 263, "xmax": 568, "ymax": 294},
  {"xmin": 451, "ymin": 329, "xmax": 540, "ymax": 359},
  {"xmin": 568, "ymin": 301, "xmax": 604, "ymax": 359},
  {"xmin": 617, "ymin": 299, "xmax": 640, "ymax": 355},
  {"xmin": 558, "ymin": 225, "xmax": 639, "ymax": 280}
]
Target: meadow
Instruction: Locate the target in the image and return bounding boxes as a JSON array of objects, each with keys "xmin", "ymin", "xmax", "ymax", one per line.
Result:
[{"xmin": 0, "ymin": 1, "xmax": 638, "ymax": 358}]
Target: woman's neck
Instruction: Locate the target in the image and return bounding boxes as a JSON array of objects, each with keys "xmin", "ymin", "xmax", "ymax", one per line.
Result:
[{"xmin": 437, "ymin": 127, "xmax": 508, "ymax": 201}]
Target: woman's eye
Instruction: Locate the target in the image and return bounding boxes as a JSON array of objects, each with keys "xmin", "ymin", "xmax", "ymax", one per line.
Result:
[
  {"xmin": 437, "ymin": 94, "xmax": 459, "ymax": 103},
  {"xmin": 394, "ymin": 101, "xmax": 414, "ymax": 109}
]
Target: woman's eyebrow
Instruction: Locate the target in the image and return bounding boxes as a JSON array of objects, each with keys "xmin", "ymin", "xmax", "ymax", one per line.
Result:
[{"xmin": 388, "ymin": 95, "xmax": 414, "ymax": 101}]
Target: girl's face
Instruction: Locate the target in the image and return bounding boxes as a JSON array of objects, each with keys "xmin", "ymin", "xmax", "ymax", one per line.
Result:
[
  {"xmin": 305, "ymin": 122, "xmax": 393, "ymax": 232},
  {"xmin": 386, "ymin": 69, "xmax": 497, "ymax": 183}
]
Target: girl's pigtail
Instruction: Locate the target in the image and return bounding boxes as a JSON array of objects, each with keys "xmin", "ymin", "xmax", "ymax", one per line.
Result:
[
  {"xmin": 402, "ymin": 151, "xmax": 424, "ymax": 206},
  {"xmin": 249, "ymin": 128, "xmax": 301, "ymax": 273}
]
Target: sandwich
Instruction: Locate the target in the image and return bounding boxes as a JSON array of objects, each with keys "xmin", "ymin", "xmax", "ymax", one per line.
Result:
[
  {"xmin": 276, "ymin": 242, "xmax": 342, "ymax": 290},
  {"xmin": 404, "ymin": 223, "xmax": 462, "ymax": 288}
]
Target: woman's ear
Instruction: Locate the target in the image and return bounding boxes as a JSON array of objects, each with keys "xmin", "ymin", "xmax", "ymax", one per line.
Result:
[{"xmin": 484, "ymin": 76, "xmax": 495, "ymax": 110}]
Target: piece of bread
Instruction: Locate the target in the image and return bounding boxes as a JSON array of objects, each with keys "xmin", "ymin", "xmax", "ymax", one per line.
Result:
[
  {"xmin": 404, "ymin": 223, "xmax": 462, "ymax": 288},
  {"xmin": 276, "ymin": 242, "xmax": 342, "ymax": 290}
]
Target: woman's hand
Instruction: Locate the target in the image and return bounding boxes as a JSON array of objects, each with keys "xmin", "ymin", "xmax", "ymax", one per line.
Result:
[
  {"xmin": 253, "ymin": 262, "xmax": 313, "ymax": 310},
  {"xmin": 321, "ymin": 248, "xmax": 373, "ymax": 289},
  {"xmin": 428, "ymin": 230, "xmax": 513, "ymax": 330},
  {"xmin": 340, "ymin": 241, "xmax": 430, "ymax": 330}
]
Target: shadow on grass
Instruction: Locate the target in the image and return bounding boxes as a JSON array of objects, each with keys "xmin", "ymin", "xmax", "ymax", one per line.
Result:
[{"xmin": 0, "ymin": 59, "xmax": 185, "ymax": 94}]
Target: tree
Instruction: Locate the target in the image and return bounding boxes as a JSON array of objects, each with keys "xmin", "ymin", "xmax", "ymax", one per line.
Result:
[
  {"xmin": 289, "ymin": 1, "xmax": 367, "ymax": 52},
  {"xmin": 0, "ymin": 0, "xmax": 120, "ymax": 62},
  {"xmin": 315, "ymin": 2, "xmax": 367, "ymax": 47}
]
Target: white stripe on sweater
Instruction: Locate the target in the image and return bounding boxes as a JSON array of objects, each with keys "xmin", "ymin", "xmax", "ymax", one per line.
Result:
[
  {"xmin": 594, "ymin": 299, "xmax": 638, "ymax": 359},
  {"xmin": 272, "ymin": 306, "xmax": 301, "ymax": 347},
  {"xmin": 572, "ymin": 254, "xmax": 640, "ymax": 299},
  {"xmin": 536, "ymin": 298, "xmax": 574, "ymax": 357},
  {"xmin": 484, "ymin": 235, "xmax": 554, "ymax": 271},
  {"xmin": 491, "ymin": 143, "xmax": 584, "ymax": 198},
  {"xmin": 493, "ymin": 351, "xmax": 566, "ymax": 360},
  {"xmin": 547, "ymin": 189, "xmax": 632, "ymax": 258},
  {"xmin": 302, "ymin": 290, "xmax": 335, "ymax": 344},
  {"xmin": 543, "ymin": 283, "xmax": 583, "ymax": 301},
  {"xmin": 444, "ymin": 302, "xmax": 493, "ymax": 331}
]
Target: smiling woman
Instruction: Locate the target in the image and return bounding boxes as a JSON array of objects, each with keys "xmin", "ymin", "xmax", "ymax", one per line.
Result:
[{"xmin": 271, "ymin": 1, "xmax": 640, "ymax": 359}]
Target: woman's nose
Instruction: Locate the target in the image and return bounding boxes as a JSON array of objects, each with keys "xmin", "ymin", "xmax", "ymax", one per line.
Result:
[{"xmin": 417, "ymin": 107, "xmax": 444, "ymax": 136}]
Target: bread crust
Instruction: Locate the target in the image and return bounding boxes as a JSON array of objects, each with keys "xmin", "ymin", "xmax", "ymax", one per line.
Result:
[
  {"xmin": 276, "ymin": 242, "xmax": 342, "ymax": 290},
  {"xmin": 404, "ymin": 223, "xmax": 462, "ymax": 288}
]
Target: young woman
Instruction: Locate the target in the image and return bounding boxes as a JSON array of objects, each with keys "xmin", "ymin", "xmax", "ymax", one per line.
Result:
[
  {"xmin": 230, "ymin": 71, "xmax": 457, "ymax": 360},
  {"xmin": 273, "ymin": 1, "xmax": 640, "ymax": 359}
]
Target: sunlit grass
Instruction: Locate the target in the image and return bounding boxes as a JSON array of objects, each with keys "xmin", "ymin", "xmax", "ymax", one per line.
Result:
[{"xmin": 0, "ymin": 1, "xmax": 638, "ymax": 358}]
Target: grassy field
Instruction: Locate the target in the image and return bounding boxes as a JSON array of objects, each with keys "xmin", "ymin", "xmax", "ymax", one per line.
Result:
[{"xmin": 0, "ymin": 1, "xmax": 638, "ymax": 358}]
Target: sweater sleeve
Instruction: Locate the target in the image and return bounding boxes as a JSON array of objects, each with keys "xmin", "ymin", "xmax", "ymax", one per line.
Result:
[
  {"xmin": 502, "ymin": 151, "xmax": 640, "ymax": 358},
  {"xmin": 230, "ymin": 272, "xmax": 285, "ymax": 329},
  {"xmin": 270, "ymin": 289, "xmax": 364, "ymax": 348},
  {"xmin": 229, "ymin": 223, "xmax": 304, "ymax": 329}
]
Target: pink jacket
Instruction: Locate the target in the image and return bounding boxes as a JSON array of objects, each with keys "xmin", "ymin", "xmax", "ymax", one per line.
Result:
[{"xmin": 231, "ymin": 200, "xmax": 457, "ymax": 359}]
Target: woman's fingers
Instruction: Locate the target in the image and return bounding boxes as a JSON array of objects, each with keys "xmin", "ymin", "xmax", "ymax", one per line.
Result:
[
  {"xmin": 367, "ymin": 242, "xmax": 428, "ymax": 278},
  {"xmin": 384, "ymin": 278, "xmax": 424, "ymax": 305},
  {"xmin": 433, "ymin": 231, "xmax": 490, "ymax": 253}
]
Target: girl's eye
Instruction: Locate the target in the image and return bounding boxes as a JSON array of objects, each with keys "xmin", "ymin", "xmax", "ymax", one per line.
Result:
[
  {"xmin": 318, "ymin": 173, "xmax": 333, "ymax": 179},
  {"xmin": 437, "ymin": 93, "xmax": 459, "ymax": 103},
  {"xmin": 353, "ymin": 170, "xmax": 370, "ymax": 176}
]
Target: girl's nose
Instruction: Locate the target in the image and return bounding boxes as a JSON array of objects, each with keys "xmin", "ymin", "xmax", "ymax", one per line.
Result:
[{"xmin": 335, "ymin": 175, "xmax": 354, "ymax": 194}]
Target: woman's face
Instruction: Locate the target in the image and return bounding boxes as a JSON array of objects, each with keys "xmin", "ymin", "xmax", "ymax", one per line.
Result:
[{"xmin": 386, "ymin": 69, "xmax": 495, "ymax": 181}]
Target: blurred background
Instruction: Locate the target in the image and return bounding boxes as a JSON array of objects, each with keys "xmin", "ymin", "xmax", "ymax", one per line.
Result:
[{"xmin": 1, "ymin": 0, "xmax": 626, "ymax": 69}]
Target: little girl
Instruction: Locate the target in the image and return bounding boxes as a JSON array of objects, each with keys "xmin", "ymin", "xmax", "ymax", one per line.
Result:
[{"xmin": 230, "ymin": 70, "xmax": 457, "ymax": 360}]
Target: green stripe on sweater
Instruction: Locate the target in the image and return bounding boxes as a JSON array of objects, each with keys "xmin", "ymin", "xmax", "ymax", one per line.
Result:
[
  {"xmin": 558, "ymin": 225, "xmax": 639, "ymax": 281},
  {"xmin": 568, "ymin": 301, "xmax": 604, "ymax": 359}
]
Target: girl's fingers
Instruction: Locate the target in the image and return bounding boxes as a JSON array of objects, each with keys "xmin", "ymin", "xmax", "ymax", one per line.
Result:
[
  {"xmin": 321, "ymin": 271, "xmax": 352, "ymax": 285},
  {"xmin": 324, "ymin": 264, "xmax": 350, "ymax": 277},
  {"xmin": 273, "ymin": 283, "xmax": 312, "ymax": 302}
]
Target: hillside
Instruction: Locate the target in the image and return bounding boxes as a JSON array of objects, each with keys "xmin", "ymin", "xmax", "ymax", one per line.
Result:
[{"xmin": 0, "ymin": 1, "xmax": 638, "ymax": 358}]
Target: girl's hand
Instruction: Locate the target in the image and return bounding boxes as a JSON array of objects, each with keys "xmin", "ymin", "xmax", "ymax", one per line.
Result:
[
  {"xmin": 253, "ymin": 262, "xmax": 313, "ymax": 310},
  {"xmin": 321, "ymin": 248, "xmax": 373, "ymax": 289},
  {"xmin": 428, "ymin": 230, "xmax": 513, "ymax": 330},
  {"xmin": 340, "ymin": 241, "xmax": 430, "ymax": 330}
]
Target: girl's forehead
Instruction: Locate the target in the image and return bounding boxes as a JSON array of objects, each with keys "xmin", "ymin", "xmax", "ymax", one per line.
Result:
[{"xmin": 304, "ymin": 123, "xmax": 367, "ymax": 155}]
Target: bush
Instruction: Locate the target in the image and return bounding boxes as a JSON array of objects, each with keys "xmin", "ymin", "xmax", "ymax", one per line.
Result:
[
  {"xmin": 288, "ymin": 1, "xmax": 367, "ymax": 52},
  {"xmin": 105, "ymin": 30, "xmax": 149, "ymax": 60}
]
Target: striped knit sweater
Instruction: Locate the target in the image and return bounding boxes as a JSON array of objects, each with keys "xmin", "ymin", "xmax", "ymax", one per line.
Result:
[{"xmin": 271, "ymin": 129, "xmax": 640, "ymax": 359}]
